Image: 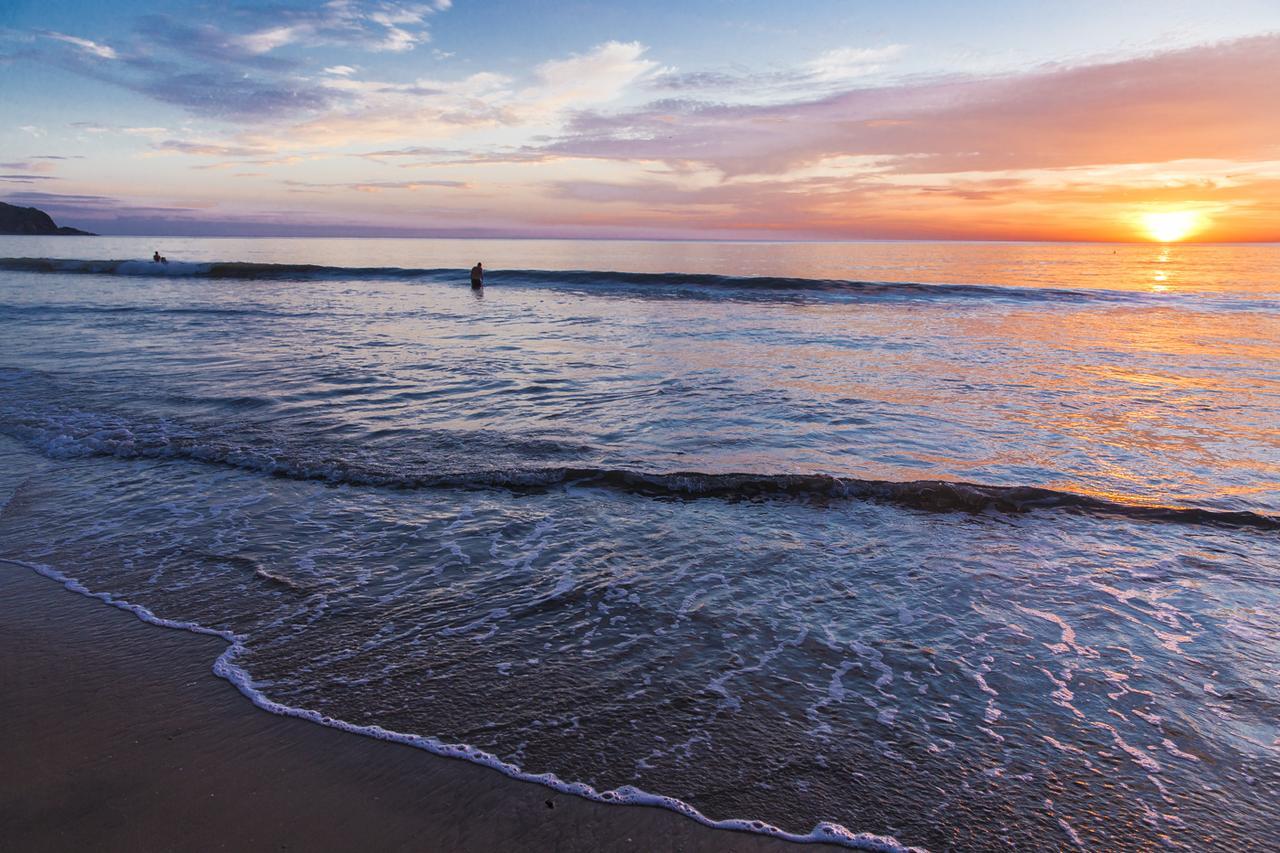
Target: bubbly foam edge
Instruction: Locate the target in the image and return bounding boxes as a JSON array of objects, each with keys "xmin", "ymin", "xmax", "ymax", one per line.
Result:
[{"xmin": 0, "ymin": 556, "xmax": 922, "ymax": 853}]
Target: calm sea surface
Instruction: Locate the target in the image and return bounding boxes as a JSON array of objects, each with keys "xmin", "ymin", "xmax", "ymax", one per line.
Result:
[{"xmin": 1, "ymin": 237, "xmax": 1277, "ymax": 850}]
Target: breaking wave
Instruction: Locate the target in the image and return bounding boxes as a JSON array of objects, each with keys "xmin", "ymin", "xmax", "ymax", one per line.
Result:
[
  {"xmin": 0, "ymin": 256, "xmax": 1129, "ymax": 304},
  {"xmin": 3, "ymin": 403, "xmax": 1274, "ymax": 531}
]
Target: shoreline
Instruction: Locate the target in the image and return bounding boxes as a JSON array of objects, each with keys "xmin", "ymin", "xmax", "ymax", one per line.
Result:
[{"xmin": 0, "ymin": 565, "xmax": 858, "ymax": 852}]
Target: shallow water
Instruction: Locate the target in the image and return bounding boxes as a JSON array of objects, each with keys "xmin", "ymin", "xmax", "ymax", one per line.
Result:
[{"xmin": 1, "ymin": 237, "xmax": 1277, "ymax": 850}]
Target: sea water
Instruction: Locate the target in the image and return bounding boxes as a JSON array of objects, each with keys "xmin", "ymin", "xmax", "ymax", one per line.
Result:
[{"xmin": 1, "ymin": 237, "xmax": 1277, "ymax": 850}]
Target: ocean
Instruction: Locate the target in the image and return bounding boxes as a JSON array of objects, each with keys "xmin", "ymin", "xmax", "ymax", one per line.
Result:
[{"xmin": 1, "ymin": 236, "xmax": 1277, "ymax": 850}]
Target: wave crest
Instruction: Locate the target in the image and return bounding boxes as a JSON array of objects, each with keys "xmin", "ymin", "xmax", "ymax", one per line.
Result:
[
  {"xmin": 0, "ymin": 256, "xmax": 1125, "ymax": 303},
  {"xmin": 2, "ymin": 406, "xmax": 1273, "ymax": 531}
]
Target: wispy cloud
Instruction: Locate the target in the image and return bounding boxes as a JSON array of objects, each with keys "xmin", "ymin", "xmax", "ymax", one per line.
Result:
[
  {"xmin": 0, "ymin": 189, "xmax": 490, "ymax": 237},
  {"xmin": 42, "ymin": 31, "xmax": 118, "ymax": 60},
  {"xmin": 531, "ymin": 41, "xmax": 659, "ymax": 110},
  {"xmin": 803, "ymin": 45, "xmax": 905, "ymax": 81},
  {"xmin": 151, "ymin": 140, "xmax": 274, "ymax": 158},
  {"xmin": 0, "ymin": 160, "xmax": 56, "ymax": 172},
  {"xmin": 132, "ymin": 17, "xmax": 299, "ymax": 71},
  {"xmin": 283, "ymin": 178, "xmax": 468, "ymax": 192},
  {"xmin": 243, "ymin": 41, "xmax": 657, "ymax": 149},
  {"xmin": 25, "ymin": 27, "xmax": 339, "ymax": 120},
  {"xmin": 230, "ymin": 0, "xmax": 447, "ymax": 55},
  {"xmin": 549, "ymin": 35, "xmax": 1280, "ymax": 178},
  {"xmin": 650, "ymin": 43, "xmax": 905, "ymax": 96},
  {"xmin": 15, "ymin": 1, "xmax": 453, "ymax": 121},
  {"xmin": 354, "ymin": 145, "xmax": 555, "ymax": 166}
]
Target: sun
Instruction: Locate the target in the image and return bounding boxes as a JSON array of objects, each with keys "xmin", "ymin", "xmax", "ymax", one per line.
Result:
[{"xmin": 1140, "ymin": 210, "xmax": 1204, "ymax": 243}]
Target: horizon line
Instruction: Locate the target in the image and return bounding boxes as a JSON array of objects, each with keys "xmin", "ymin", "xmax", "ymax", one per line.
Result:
[{"xmin": 7, "ymin": 232, "xmax": 1279, "ymax": 246}]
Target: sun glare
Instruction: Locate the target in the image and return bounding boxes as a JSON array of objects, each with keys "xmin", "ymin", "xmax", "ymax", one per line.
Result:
[{"xmin": 1141, "ymin": 210, "xmax": 1204, "ymax": 243}]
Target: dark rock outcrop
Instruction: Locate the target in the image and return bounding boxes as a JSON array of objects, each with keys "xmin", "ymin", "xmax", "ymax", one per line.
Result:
[{"xmin": 0, "ymin": 202, "xmax": 96, "ymax": 235}]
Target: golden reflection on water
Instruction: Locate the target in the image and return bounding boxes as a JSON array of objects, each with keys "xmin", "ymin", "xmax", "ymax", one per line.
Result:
[{"xmin": 896, "ymin": 285, "xmax": 1280, "ymax": 508}]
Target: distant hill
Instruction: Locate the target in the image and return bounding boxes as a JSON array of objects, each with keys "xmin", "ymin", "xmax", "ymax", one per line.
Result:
[{"xmin": 0, "ymin": 202, "xmax": 96, "ymax": 236}]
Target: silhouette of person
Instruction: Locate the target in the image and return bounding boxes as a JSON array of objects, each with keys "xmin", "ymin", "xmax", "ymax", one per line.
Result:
[
  {"xmin": 153, "ymin": 251, "xmax": 161, "ymax": 262},
  {"xmin": 470, "ymin": 262, "xmax": 484, "ymax": 289}
]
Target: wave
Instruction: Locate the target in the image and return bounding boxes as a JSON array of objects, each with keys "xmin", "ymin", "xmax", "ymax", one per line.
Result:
[
  {"xmin": 3, "ymin": 406, "xmax": 1274, "ymax": 531},
  {"xmin": 1, "ymin": 557, "xmax": 913, "ymax": 852},
  {"xmin": 0, "ymin": 256, "xmax": 1126, "ymax": 303},
  {"xmin": 0, "ymin": 302, "xmax": 308, "ymax": 320}
]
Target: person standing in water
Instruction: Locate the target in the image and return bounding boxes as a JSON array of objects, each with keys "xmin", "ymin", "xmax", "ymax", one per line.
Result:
[{"xmin": 470, "ymin": 262, "xmax": 484, "ymax": 289}]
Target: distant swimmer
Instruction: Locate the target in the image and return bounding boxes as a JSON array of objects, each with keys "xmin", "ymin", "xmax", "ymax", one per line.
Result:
[
  {"xmin": 153, "ymin": 251, "xmax": 161, "ymax": 262},
  {"xmin": 470, "ymin": 262, "xmax": 484, "ymax": 289}
]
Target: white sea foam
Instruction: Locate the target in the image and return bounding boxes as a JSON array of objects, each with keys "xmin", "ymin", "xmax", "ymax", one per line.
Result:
[{"xmin": 3, "ymin": 557, "xmax": 921, "ymax": 851}]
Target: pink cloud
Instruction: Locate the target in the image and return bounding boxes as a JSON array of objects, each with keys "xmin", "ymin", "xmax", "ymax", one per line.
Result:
[{"xmin": 549, "ymin": 35, "xmax": 1280, "ymax": 178}]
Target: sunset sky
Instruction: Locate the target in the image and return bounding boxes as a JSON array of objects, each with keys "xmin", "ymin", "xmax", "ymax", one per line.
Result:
[{"xmin": 2, "ymin": 0, "xmax": 1279, "ymax": 241}]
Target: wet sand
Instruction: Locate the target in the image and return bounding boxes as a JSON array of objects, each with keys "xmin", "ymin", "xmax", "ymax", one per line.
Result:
[{"xmin": 0, "ymin": 567, "xmax": 848, "ymax": 852}]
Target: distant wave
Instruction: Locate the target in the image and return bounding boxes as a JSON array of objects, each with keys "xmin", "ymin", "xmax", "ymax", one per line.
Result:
[
  {"xmin": 0, "ymin": 257, "xmax": 437, "ymax": 281},
  {"xmin": 3, "ymin": 405, "xmax": 1273, "ymax": 531},
  {"xmin": 0, "ymin": 256, "xmax": 1128, "ymax": 303}
]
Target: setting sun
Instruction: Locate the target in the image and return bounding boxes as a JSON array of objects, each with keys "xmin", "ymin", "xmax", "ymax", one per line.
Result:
[{"xmin": 1141, "ymin": 210, "xmax": 1205, "ymax": 243}]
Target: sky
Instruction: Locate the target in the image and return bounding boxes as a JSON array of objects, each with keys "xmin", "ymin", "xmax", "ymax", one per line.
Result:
[{"xmin": 2, "ymin": 0, "xmax": 1279, "ymax": 241}]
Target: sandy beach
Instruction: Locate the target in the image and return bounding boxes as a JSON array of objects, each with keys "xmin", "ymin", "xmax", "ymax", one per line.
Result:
[{"xmin": 0, "ymin": 567, "xmax": 845, "ymax": 852}]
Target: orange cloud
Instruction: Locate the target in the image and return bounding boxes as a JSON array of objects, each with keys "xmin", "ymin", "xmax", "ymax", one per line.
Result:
[{"xmin": 536, "ymin": 35, "xmax": 1280, "ymax": 240}]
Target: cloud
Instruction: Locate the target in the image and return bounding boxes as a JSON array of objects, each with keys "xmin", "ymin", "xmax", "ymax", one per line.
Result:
[
  {"xmin": 0, "ymin": 191, "xmax": 199, "ymax": 232},
  {"xmin": 0, "ymin": 189, "xmax": 491, "ymax": 237},
  {"xmin": 27, "ymin": 26, "xmax": 341, "ymax": 120},
  {"xmin": 803, "ymin": 45, "xmax": 905, "ymax": 81},
  {"xmin": 140, "ymin": 69, "xmax": 339, "ymax": 119},
  {"xmin": 236, "ymin": 26, "xmax": 301, "ymax": 55},
  {"xmin": 189, "ymin": 153, "xmax": 313, "ymax": 170},
  {"xmin": 15, "ymin": 2, "xmax": 454, "ymax": 121},
  {"xmin": 65, "ymin": 122, "xmax": 167, "ymax": 139},
  {"xmin": 42, "ymin": 31, "xmax": 117, "ymax": 60},
  {"xmin": 498, "ymin": 35, "xmax": 1280, "ymax": 241},
  {"xmin": 650, "ymin": 44, "xmax": 904, "ymax": 95},
  {"xmin": 532, "ymin": 153, "xmax": 1280, "ymax": 242},
  {"xmin": 0, "ymin": 160, "xmax": 56, "ymax": 172},
  {"xmin": 10, "ymin": 11, "xmax": 1279, "ymax": 242},
  {"xmin": 531, "ymin": 41, "xmax": 659, "ymax": 108},
  {"xmin": 357, "ymin": 145, "xmax": 466, "ymax": 159},
  {"xmin": 257, "ymin": 41, "xmax": 659, "ymax": 149},
  {"xmin": 132, "ymin": 17, "xmax": 298, "ymax": 71},
  {"xmin": 230, "ymin": 1, "xmax": 446, "ymax": 55},
  {"xmin": 283, "ymin": 178, "xmax": 468, "ymax": 192},
  {"xmin": 2, "ymin": 190, "xmax": 186, "ymax": 211},
  {"xmin": 152, "ymin": 140, "xmax": 274, "ymax": 158},
  {"xmin": 549, "ymin": 35, "xmax": 1280, "ymax": 178},
  {"xmin": 354, "ymin": 145, "xmax": 555, "ymax": 166}
]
